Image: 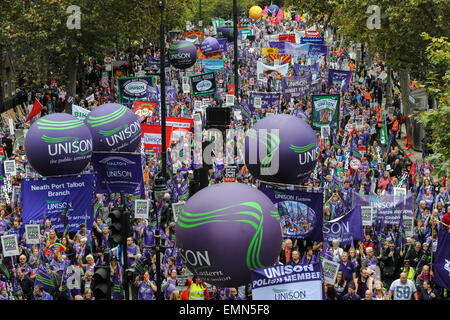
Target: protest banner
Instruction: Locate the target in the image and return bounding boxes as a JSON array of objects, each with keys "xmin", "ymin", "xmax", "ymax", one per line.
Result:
[
  {"xmin": 321, "ymin": 259, "xmax": 340, "ymax": 284},
  {"xmin": 72, "ymin": 104, "xmax": 90, "ymax": 120},
  {"xmin": 323, "ymin": 207, "xmax": 363, "ymax": 245},
  {"xmin": 249, "ymin": 92, "xmax": 281, "ymax": 111},
  {"xmin": 4, "ymin": 160, "xmax": 16, "ymax": 177},
  {"xmin": 311, "ymin": 95, "xmax": 340, "ymax": 131},
  {"xmin": 260, "ymin": 188, "xmax": 323, "ymax": 241},
  {"xmin": 140, "ymin": 124, "xmax": 174, "ymax": 153},
  {"xmin": 134, "ymin": 199, "xmax": 149, "ymax": 219},
  {"xmin": 190, "ymin": 72, "xmax": 217, "ymax": 96},
  {"xmin": 327, "ymin": 69, "xmax": 353, "ymax": 92},
  {"xmin": 433, "ymin": 228, "xmax": 450, "ymax": 290},
  {"xmin": 118, "ymin": 76, "xmax": 154, "ymax": 105},
  {"xmin": 301, "ymin": 37, "xmax": 325, "ymax": 45},
  {"xmin": 133, "ymin": 101, "xmax": 157, "ymax": 122},
  {"xmin": 171, "ymin": 201, "xmax": 185, "ymax": 222},
  {"xmin": 92, "ymin": 153, "xmax": 144, "ymax": 196},
  {"xmin": 252, "ymin": 262, "xmax": 324, "ymax": 300},
  {"xmin": 281, "ymin": 75, "xmax": 312, "ymax": 100},
  {"xmin": 25, "ymin": 225, "xmax": 41, "ymax": 245},
  {"xmin": 256, "ymin": 61, "xmax": 289, "ymax": 80},
  {"xmin": 21, "ymin": 174, "xmax": 95, "ymax": 233}
]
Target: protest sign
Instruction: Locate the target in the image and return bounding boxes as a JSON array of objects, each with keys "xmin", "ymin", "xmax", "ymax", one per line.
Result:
[
  {"xmin": 134, "ymin": 199, "xmax": 149, "ymax": 219},
  {"xmin": 4, "ymin": 160, "xmax": 16, "ymax": 177},
  {"xmin": 25, "ymin": 225, "xmax": 41, "ymax": 245},
  {"xmin": 252, "ymin": 263, "xmax": 324, "ymax": 300},
  {"xmin": 1, "ymin": 234, "xmax": 19, "ymax": 257},
  {"xmin": 311, "ymin": 95, "xmax": 340, "ymax": 130},
  {"xmin": 190, "ymin": 72, "xmax": 217, "ymax": 96},
  {"xmin": 118, "ymin": 76, "xmax": 154, "ymax": 105},
  {"xmin": 224, "ymin": 166, "xmax": 237, "ymax": 182},
  {"xmin": 172, "ymin": 201, "xmax": 185, "ymax": 222},
  {"xmin": 321, "ymin": 259, "xmax": 340, "ymax": 285},
  {"xmin": 361, "ymin": 206, "xmax": 373, "ymax": 227},
  {"xmin": 323, "ymin": 207, "xmax": 363, "ymax": 245}
]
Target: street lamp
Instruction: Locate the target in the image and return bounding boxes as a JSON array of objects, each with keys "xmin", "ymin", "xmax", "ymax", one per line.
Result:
[
  {"xmin": 158, "ymin": 0, "xmax": 167, "ymax": 182},
  {"xmin": 152, "ymin": 171, "xmax": 169, "ymax": 300}
]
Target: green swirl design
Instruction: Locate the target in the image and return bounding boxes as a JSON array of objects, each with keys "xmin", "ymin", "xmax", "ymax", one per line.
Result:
[
  {"xmin": 41, "ymin": 135, "xmax": 75, "ymax": 143},
  {"xmin": 99, "ymin": 126, "xmax": 124, "ymax": 137},
  {"xmin": 87, "ymin": 106, "xmax": 127, "ymax": 127},
  {"xmin": 246, "ymin": 129, "xmax": 280, "ymax": 175},
  {"xmin": 37, "ymin": 118, "xmax": 84, "ymax": 130},
  {"xmin": 178, "ymin": 201, "xmax": 266, "ymax": 270},
  {"xmin": 289, "ymin": 143, "xmax": 317, "ymax": 153}
]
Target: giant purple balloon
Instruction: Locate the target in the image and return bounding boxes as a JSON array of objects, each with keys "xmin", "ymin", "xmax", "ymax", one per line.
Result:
[
  {"xmin": 25, "ymin": 113, "xmax": 93, "ymax": 176},
  {"xmin": 245, "ymin": 114, "xmax": 319, "ymax": 184},
  {"xmin": 84, "ymin": 103, "xmax": 141, "ymax": 152},
  {"xmin": 268, "ymin": 4, "xmax": 280, "ymax": 16},
  {"xmin": 200, "ymin": 37, "xmax": 220, "ymax": 55},
  {"xmin": 176, "ymin": 183, "xmax": 282, "ymax": 287},
  {"xmin": 168, "ymin": 40, "xmax": 198, "ymax": 69}
]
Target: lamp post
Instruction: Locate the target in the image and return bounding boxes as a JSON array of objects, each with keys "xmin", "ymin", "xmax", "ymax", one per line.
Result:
[
  {"xmin": 152, "ymin": 172, "xmax": 169, "ymax": 300},
  {"xmin": 158, "ymin": 0, "xmax": 167, "ymax": 182},
  {"xmin": 232, "ymin": 0, "xmax": 239, "ymax": 105}
]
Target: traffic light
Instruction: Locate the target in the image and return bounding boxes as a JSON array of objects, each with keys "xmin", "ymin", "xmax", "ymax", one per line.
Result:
[
  {"xmin": 93, "ymin": 264, "xmax": 111, "ymax": 300},
  {"xmin": 109, "ymin": 207, "xmax": 123, "ymax": 244}
]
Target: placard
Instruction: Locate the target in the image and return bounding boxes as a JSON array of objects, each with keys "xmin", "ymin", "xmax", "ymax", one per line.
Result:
[
  {"xmin": 1, "ymin": 234, "xmax": 19, "ymax": 257},
  {"xmin": 226, "ymin": 94, "xmax": 234, "ymax": 106},
  {"xmin": 4, "ymin": 160, "xmax": 16, "ymax": 177},
  {"xmin": 361, "ymin": 206, "xmax": 373, "ymax": 227},
  {"xmin": 321, "ymin": 259, "xmax": 340, "ymax": 284},
  {"xmin": 254, "ymin": 97, "xmax": 262, "ymax": 108},
  {"xmin": 234, "ymin": 111, "xmax": 242, "ymax": 121},
  {"xmin": 190, "ymin": 72, "xmax": 217, "ymax": 96},
  {"xmin": 393, "ymin": 187, "xmax": 407, "ymax": 197},
  {"xmin": 134, "ymin": 199, "xmax": 149, "ymax": 219},
  {"xmin": 25, "ymin": 225, "xmax": 41, "ymax": 245},
  {"xmin": 182, "ymin": 83, "xmax": 190, "ymax": 94},
  {"xmin": 8, "ymin": 118, "xmax": 14, "ymax": 136},
  {"xmin": 172, "ymin": 201, "xmax": 185, "ymax": 222},
  {"xmin": 321, "ymin": 126, "xmax": 330, "ymax": 139},
  {"xmin": 224, "ymin": 166, "xmax": 237, "ymax": 183}
]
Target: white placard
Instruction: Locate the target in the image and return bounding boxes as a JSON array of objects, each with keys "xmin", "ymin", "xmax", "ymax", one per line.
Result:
[
  {"xmin": 393, "ymin": 187, "xmax": 407, "ymax": 197},
  {"xmin": 226, "ymin": 94, "xmax": 235, "ymax": 106},
  {"xmin": 254, "ymin": 97, "xmax": 262, "ymax": 108},
  {"xmin": 361, "ymin": 206, "xmax": 373, "ymax": 227},
  {"xmin": 25, "ymin": 225, "xmax": 41, "ymax": 245},
  {"xmin": 234, "ymin": 111, "xmax": 242, "ymax": 121},
  {"xmin": 171, "ymin": 80, "xmax": 179, "ymax": 88},
  {"xmin": 1, "ymin": 234, "xmax": 19, "ymax": 257},
  {"xmin": 182, "ymin": 76, "xmax": 189, "ymax": 85},
  {"xmin": 172, "ymin": 201, "xmax": 185, "ymax": 222},
  {"xmin": 321, "ymin": 126, "xmax": 330, "ymax": 139},
  {"xmin": 194, "ymin": 100, "xmax": 202, "ymax": 110},
  {"xmin": 321, "ymin": 259, "xmax": 340, "ymax": 284},
  {"xmin": 8, "ymin": 118, "xmax": 14, "ymax": 136},
  {"xmin": 4, "ymin": 160, "xmax": 16, "ymax": 177},
  {"xmin": 266, "ymin": 112, "xmax": 274, "ymax": 117},
  {"xmin": 134, "ymin": 199, "xmax": 149, "ymax": 219},
  {"xmin": 182, "ymin": 83, "xmax": 190, "ymax": 94}
]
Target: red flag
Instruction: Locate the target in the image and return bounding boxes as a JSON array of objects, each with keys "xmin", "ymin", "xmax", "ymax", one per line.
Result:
[{"xmin": 25, "ymin": 98, "xmax": 43, "ymax": 122}]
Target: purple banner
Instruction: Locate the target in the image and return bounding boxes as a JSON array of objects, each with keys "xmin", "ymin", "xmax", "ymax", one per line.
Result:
[
  {"xmin": 323, "ymin": 207, "xmax": 363, "ymax": 245},
  {"xmin": 293, "ymin": 63, "xmax": 320, "ymax": 76},
  {"xmin": 308, "ymin": 44, "xmax": 328, "ymax": 57},
  {"xmin": 260, "ymin": 188, "xmax": 323, "ymax": 242},
  {"xmin": 281, "ymin": 74, "xmax": 312, "ymax": 100},
  {"xmin": 249, "ymin": 92, "xmax": 281, "ymax": 111},
  {"xmin": 327, "ymin": 69, "xmax": 353, "ymax": 92},
  {"xmin": 217, "ymin": 38, "xmax": 228, "ymax": 53}
]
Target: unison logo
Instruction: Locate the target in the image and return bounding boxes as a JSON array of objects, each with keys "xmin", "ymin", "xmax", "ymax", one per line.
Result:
[
  {"xmin": 42, "ymin": 135, "xmax": 92, "ymax": 156},
  {"xmin": 98, "ymin": 120, "xmax": 141, "ymax": 147},
  {"xmin": 289, "ymin": 143, "xmax": 319, "ymax": 165},
  {"xmin": 272, "ymin": 288, "xmax": 306, "ymax": 300}
]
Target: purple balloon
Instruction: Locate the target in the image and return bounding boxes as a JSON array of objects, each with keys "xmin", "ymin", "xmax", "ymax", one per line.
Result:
[
  {"xmin": 176, "ymin": 183, "xmax": 282, "ymax": 287},
  {"xmin": 200, "ymin": 37, "xmax": 220, "ymax": 55},
  {"xmin": 168, "ymin": 40, "xmax": 198, "ymax": 69},
  {"xmin": 245, "ymin": 114, "xmax": 319, "ymax": 184},
  {"xmin": 84, "ymin": 103, "xmax": 141, "ymax": 152},
  {"xmin": 25, "ymin": 113, "xmax": 93, "ymax": 176}
]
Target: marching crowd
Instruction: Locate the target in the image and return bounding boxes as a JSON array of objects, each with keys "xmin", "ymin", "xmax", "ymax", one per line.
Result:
[{"xmin": 0, "ymin": 12, "xmax": 449, "ymax": 302}]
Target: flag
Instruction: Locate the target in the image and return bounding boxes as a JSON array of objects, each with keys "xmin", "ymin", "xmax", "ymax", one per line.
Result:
[
  {"xmin": 416, "ymin": 244, "xmax": 431, "ymax": 274},
  {"xmin": 320, "ymin": 240, "xmax": 333, "ymax": 261},
  {"xmin": 395, "ymin": 211, "xmax": 407, "ymax": 249},
  {"xmin": 380, "ymin": 108, "xmax": 388, "ymax": 146},
  {"xmin": 25, "ymin": 98, "xmax": 43, "ymax": 122},
  {"xmin": 34, "ymin": 263, "xmax": 55, "ymax": 291},
  {"xmin": 61, "ymin": 200, "xmax": 71, "ymax": 238},
  {"xmin": 433, "ymin": 228, "xmax": 450, "ymax": 290}
]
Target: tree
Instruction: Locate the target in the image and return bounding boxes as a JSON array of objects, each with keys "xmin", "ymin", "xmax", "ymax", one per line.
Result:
[{"xmin": 416, "ymin": 33, "xmax": 450, "ymax": 177}]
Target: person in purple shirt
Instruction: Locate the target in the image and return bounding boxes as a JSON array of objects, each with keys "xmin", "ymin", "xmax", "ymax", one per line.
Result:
[
  {"xmin": 301, "ymin": 247, "xmax": 317, "ymax": 265},
  {"xmin": 339, "ymin": 251, "xmax": 357, "ymax": 282},
  {"xmin": 225, "ymin": 287, "xmax": 242, "ymax": 300},
  {"xmin": 137, "ymin": 270, "xmax": 156, "ymax": 300},
  {"xmin": 32, "ymin": 285, "xmax": 53, "ymax": 300},
  {"xmin": 126, "ymin": 237, "xmax": 140, "ymax": 268}
]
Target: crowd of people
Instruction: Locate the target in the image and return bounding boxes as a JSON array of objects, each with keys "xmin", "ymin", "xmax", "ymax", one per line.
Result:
[{"xmin": 0, "ymin": 9, "xmax": 448, "ymax": 302}]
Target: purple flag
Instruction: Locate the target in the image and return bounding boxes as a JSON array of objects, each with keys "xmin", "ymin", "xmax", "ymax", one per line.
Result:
[{"xmin": 323, "ymin": 207, "xmax": 363, "ymax": 245}]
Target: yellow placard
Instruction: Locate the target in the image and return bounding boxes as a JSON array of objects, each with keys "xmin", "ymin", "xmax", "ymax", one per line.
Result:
[{"xmin": 261, "ymin": 47, "xmax": 279, "ymax": 56}]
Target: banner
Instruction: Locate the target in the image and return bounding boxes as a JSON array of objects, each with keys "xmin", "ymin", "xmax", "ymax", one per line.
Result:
[
  {"xmin": 323, "ymin": 207, "xmax": 363, "ymax": 245},
  {"xmin": 92, "ymin": 153, "xmax": 144, "ymax": 196},
  {"xmin": 72, "ymin": 104, "xmax": 90, "ymax": 120},
  {"xmin": 327, "ymin": 69, "xmax": 353, "ymax": 92},
  {"xmin": 433, "ymin": 229, "xmax": 450, "ymax": 290},
  {"xmin": 281, "ymin": 75, "xmax": 312, "ymax": 100},
  {"xmin": 308, "ymin": 44, "xmax": 328, "ymax": 58},
  {"xmin": 252, "ymin": 262, "xmax": 324, "ymax": 300},
  {"xmin": 203, "ymin": 59, "xmax": 224, "ymax": 73},
  {"xmin": 190, "ymin": 72, "xmax": 217, "ymax": 96},
  {"xmin": 278, "ymin": 34, "xmax": 296, "ymax": 43},
  {"xmin": 305, "ymin": 30, "xmax": 321, "ymax": 38},
  {"xmin": 21, "ymin": 174, "xmax": 95, "ymax": 233},
  {"xmin": 284, "ymin": 43, "xmax": 309, "ymax": 57},
  {"xmin": 25, "ymin": 225, "xmax": 40, "ymax": 245},
  {"xmin": 311, "ymin": 95, "xmax": 340, "ymax": 130},
  {"xmin": 301, "ymin": 37, "xmax": 325, "ymax": 45},
  {"xmin": 133, "ymin": 101, "xmax": 157, "ymax": 122},
  {"xmin": 118, "ymin": 76, "xmax": 154, "ymax": 105},
  {"xmin": 140, "ymin": 124, "xmax": 174, "ymax": 153},
  {"xmin": 217, "ymin": 38, "xmax": 228, "ymax": 53},
  {"xmin": 268, "ymin": 54, "xmax": 292, "ymax": 64},
  {"xmin": 184, "ymin": 31, "xmax": 204, "ymax": 44},
  {"xmin": 352, "ymin": 192, "xmax": 414, "ymax": 225},
  {"xmin": 256, "ymin": 61, "xmax": 289, "ymax": 80},
  {"xmin": 249, "ymin": 92, "xmax": 281, "ymax": 111},
  {"xmin": 260, "ymin": 188, "xmax": 323, "ymax": 241},
  {"xmin": 172, "ymin": 201, "xmax": 185, "ymax": 222},
  {"xmin": 261, "ymin": 47, "xmax": 279, "ymax": 56},
  {"xmin": 1, "ymin": 234, "xmax": 19, "ymax": 257},
  {"xmin": 4, "ymin": 160, "xmax": 16, "ymax": 177}
]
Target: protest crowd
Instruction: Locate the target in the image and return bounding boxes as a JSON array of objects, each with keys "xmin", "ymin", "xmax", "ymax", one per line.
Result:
[{"xmin": 0, "ymin": 5, "xmax": 449, "ymax": 302}]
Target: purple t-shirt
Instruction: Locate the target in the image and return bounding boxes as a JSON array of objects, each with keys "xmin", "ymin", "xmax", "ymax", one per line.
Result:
[{"xmin": 339, "ymin": 260, "xmax": 356, "ymax": 281}]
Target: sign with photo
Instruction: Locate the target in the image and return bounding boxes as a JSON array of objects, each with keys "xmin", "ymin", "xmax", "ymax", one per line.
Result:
[
  {"xmin": 182, "ymin": 83, "xmax": 190, "ymax": 94},
  {"xmin": 393, "ymin": 187, "xmax": 407, "ymax": 197},
  {"xmin": 172, "ymin": 201, "xmax": 185, "ymax": 222},
  {"xmin": 134, "ymin": 199, "xmax": 149, "ymax": 219},
  {"xmin": 321, "ymin": 125, "xmax": 330, "ymax": 139},
  {"xmin": 1, "ymin": 234, "xmax": 19, "ymax": 257},
  {"xmin": 254, "ymin": 97, "xmax": 262, "ymax": 108},
  {"xmin": 226, "ymin": 94, "xmax": 234, "ymax": 106},
  {"xmin": 25, "ymin": 225, "xmax": 41, "ymax": 245},
  {"xmin": 361, "ymin": 206, "xmax": 373, "ymax": 227},
  {"xmin": 190, "ymin": 72, "xmax": 217, "ymax": 96},
  {"xmin": 4, "ymin": 160, "xmax": 16, "ymax": 177}
]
